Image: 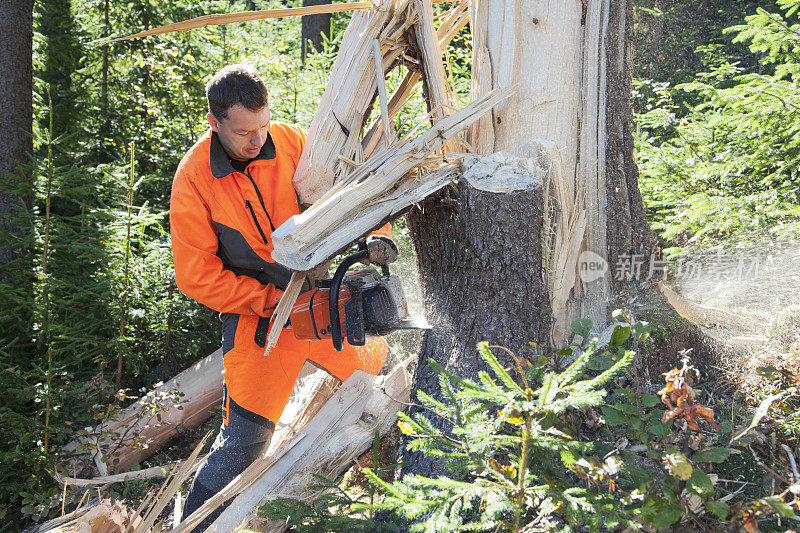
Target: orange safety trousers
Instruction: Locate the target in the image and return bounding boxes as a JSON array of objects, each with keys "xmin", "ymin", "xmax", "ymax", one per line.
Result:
[{"xmin": 220, "ymin": 312, "xmax": 387, "ymax": 425}]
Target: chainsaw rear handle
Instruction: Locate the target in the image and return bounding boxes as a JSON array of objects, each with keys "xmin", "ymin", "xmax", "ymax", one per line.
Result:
[{"xmin": 329, "ymin": 249, "xmax": 370, "ymax": 351}]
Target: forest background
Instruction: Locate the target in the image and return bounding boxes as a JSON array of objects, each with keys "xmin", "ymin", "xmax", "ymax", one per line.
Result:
[{"xmin": 1, "ymin": 0, "xmax": 799, "ymax": 530}]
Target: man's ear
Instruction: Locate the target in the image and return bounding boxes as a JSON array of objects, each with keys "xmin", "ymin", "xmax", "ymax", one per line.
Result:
[{"xmin": 207, "ymin": 113, "xmax": 220, "ymax": 132}]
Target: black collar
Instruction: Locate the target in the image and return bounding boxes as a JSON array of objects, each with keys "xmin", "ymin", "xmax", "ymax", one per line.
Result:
[{"xmin": 209, "ymin": 130, "xmax": 277, "ymax": 179}]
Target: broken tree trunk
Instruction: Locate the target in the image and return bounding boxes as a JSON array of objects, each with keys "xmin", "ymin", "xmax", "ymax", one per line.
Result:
[
  {"xmin": 292, "ymin": 0, "xmax": 470, "ymax": 204},
  {"xmin": 271, "ymin": 88, "xmax": 510, "ymax": 272},
  {"xmin": 403, "ymin": 0, "xmax": 658, "ymax": 478},
  {"xmin": 460, "ymin": 0, "xmax": 656, "ymax": 344}
]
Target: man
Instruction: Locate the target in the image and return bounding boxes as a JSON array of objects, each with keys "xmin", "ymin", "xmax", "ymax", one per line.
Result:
[{"xmin": 170, "ymin": 64, "xmax": 389, "ymax": 529}]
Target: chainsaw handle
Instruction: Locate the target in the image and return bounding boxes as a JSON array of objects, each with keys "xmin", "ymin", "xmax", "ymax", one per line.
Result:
[{"xmin": 329, "ymin": 249, "xmax": 369, "ymax": 351}]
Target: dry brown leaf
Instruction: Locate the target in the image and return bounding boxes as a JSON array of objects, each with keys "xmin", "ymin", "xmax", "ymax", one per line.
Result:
[
  {"xmin": 742, "ymin": 509, "xmax": 759, "ymax": 533},
  {"xmin": 659, "ymin": 353, "xmax": 717, "ymax": 432}
]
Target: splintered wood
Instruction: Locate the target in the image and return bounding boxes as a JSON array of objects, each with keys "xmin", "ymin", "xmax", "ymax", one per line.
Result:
[
  {"xmin": 292, "ymin": 0, "xmax": 471, "ymax": 205},
  {"xmin": 274, "ymin": 87, "xmax": 510, "ymax": 272},
  {"xmin": 175, "ymin": 357, "xmax": 414, "ymax": 532},
  {"xmin": 361, "ymin": 0, "xmax": 469, "ymax": 157}
]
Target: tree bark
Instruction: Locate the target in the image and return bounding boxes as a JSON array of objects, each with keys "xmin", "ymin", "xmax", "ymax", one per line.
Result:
[
  {"xmin": 404, "ymin": 0, "xmax": 656, "ymax": 477},
  {"xmin": 605, "ymin": 0, "xmax": 658, "ymax": 291},
  {"xmin": 301, "ymin": 0, "xmax": 332, "ymax": 60},
  {"xmin": 404, "ymin": 180, "xmax": 551, "ymax": 480},
  {"xmin": 0, "ymin": 1, "xmax": 34, "ymax": 271}
]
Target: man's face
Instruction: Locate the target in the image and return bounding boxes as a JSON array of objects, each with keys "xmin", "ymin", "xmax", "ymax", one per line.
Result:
[{"xmin": 207, "ymin": 103, "xmax": 271, "ymax": 161}]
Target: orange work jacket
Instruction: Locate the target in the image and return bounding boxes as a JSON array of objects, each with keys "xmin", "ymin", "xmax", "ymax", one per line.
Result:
[
  {"xmin": 170, "ymin": 123, "xmax": 390, "ymax": 423},
  {"xmin": 170, "ymin": 123, "xmax": 306, "ymax": 316}
]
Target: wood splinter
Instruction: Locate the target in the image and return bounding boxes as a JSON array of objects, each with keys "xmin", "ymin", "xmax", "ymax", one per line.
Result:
[
  {"xmin": 372, "ymin": 38, "xmax": 395, "ymax": 147},
  {"xmin": 263, "ymin": 271, "xmax": 308, "ymax": 357}
]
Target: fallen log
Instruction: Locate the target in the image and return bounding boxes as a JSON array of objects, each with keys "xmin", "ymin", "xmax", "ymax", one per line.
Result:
[
  {"xmin": 61, "ymin": 349, "xmax": 224, "ymax": 475},
  {"xmin": 54, "ymin": 361, "xmax": 401, "ymax": 531},
  {"xmin": 59, "ymin": 348, "xmax": 338, "ymax": 480},
  {"xmin": 174, "ymin": 356, "xmax": 414, "ymax": 532},
  {"xmin": 659, "ymin": 281, "xmax": 762, "ymax": 333},
  {"xmin": 33, "ymin": 499, "xmax": 142, "ymax": 533}
]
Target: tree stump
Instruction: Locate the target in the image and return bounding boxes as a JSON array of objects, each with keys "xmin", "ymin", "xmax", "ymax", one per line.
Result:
[{"xmin": 405, "ymin": 156, "xmax": 551, "ymax": 477}]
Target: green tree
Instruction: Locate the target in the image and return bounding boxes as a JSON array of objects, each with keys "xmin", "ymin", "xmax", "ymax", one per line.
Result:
[{"xmin": 636, "ymin": 0, "xmax": 800, "ymax": 249}]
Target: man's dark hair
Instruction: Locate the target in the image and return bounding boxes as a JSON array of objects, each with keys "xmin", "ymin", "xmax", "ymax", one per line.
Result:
[{"xmin": 205, "ymin": 64, "xmax": 269, "ymax": 120}]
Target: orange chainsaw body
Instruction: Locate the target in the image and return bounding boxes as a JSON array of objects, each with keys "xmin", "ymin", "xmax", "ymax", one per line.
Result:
[
  {"xmin": 289, "ymin": 244, "xmax": 429, "ymax": 351},
  {"xmin": 290, "ymin": 286, "xmax": 351, "ymax": 341}
]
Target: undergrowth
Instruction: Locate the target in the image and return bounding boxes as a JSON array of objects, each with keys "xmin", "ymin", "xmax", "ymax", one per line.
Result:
[{"xmin": 260, "ymin": 315, "xmax": 800, "ymax": 532}]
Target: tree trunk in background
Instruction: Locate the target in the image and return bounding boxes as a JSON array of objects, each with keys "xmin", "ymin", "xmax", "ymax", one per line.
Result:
[
  {"xmin": 101, "ymin": 0, "xmax": 109, "ymax": 119},
  {"xmin": 0, "ymin": 1, "xmax": 34, "ymax": 272},
  {"xmin": 37, "ymin": 0, "xmax": 80, "ymax": 138},
  {"xmin": 404, "ymin": 0, "xmax": 656, "ymax": 477},
  {"xmin": 301, "ymin": 0, "xmax": 332, "ymax": 60},
  {"xmin": 650, "ymin": 0, "xmax": 666, "ymax": 77}
]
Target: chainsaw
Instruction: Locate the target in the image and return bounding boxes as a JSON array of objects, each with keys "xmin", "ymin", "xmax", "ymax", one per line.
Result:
[{"xmin": 289, "ymin": 235, "xmax": 430, "ymax": 350}]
